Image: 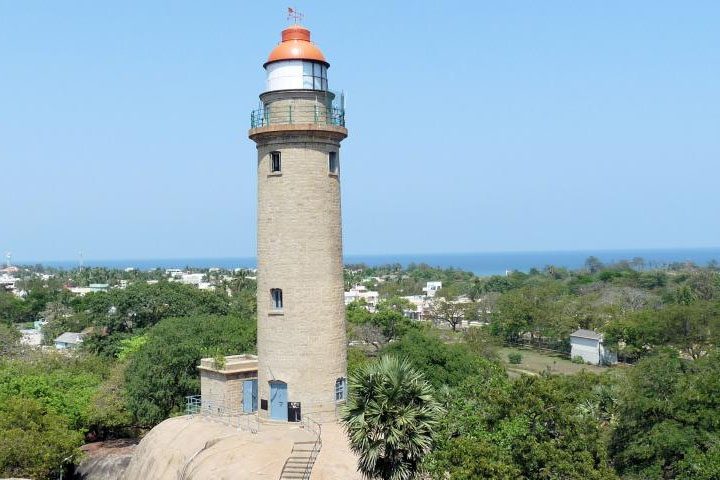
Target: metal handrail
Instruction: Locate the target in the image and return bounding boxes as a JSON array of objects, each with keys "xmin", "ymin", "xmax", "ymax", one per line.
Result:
[
  {"xmin": 251, "ymin": 105, "xmax": 345, "ymax": 128},
  {"xmin": 278, "ymin": 415, "xmax": 322, "ymax": 480},
  {"xmin": 185, "ymin": 395, "xmax": 259, "ymax": 434}
]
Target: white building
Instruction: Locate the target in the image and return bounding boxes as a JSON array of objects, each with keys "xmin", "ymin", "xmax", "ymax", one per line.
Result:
[
  {"xmin": 401, "ymin": 295, "xmax": 429, "ymax": 320},
  {"xmin": 570, "ymin": 329, "xmax": 617, "ymax": 366},
  {"xmin": 0, "ymin": 274, "xmax": 18, "ymax": 293},
  {"xmin": 180, "ymin": 273, "xmax": 205, "ymax": 285},
  {"xmin": 54, "ymin": 332, "xmax": 85, "ymax": 350},
  {"xmin": 344, "ymin": 285, "xmax": 379, "ymax": 310},
  {"xmin": 422, "ymin": 281, "xmax": 442, "ymax": 298},
  {"xmin": 68, "ymin": 283, "xmax": 109, "ymax": 296}
]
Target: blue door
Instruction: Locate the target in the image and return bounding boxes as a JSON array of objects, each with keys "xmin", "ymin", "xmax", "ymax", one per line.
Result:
[
  {"xmin": 270, "ymin": 381, "xmax": 288, "ymax": 421},
  {"xmin": 243, "ymin": 379, "xmax": 258, "ymax": 413}
]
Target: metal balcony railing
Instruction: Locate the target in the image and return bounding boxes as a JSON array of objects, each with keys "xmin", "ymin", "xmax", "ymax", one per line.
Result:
[{"xmin": 250, "ymin": 105, "xmax": 345, "ymax": 128}]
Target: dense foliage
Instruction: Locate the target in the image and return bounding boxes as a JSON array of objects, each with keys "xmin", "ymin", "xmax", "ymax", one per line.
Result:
[
  {"xmin": 611, "ymin": 351, "xmax": 720, "ymax": 479},
  {"xmin": 384, "ymin": 328, "xmax": 502, "ymax": 389},
  {"xmin": 373, "ymin": 325, "xmax": 720, "ymax": 480},
  {"xmin": 0, "ymin": 353, "xmax": 110, "ymax": 479},
  {"xmin": 342, "ymin": 356, "xmax": 444, "ymax": 480},
  {"xmin": 3, "ymin": 260, "xmax": 720, "ymax": 479},
  {"xmin": 0, "ymin": 397, "xmax": 85, "ymax": 479},
  {"xmin": 125, "ymin": 314, "xmax": 256, "ymax": 426}
]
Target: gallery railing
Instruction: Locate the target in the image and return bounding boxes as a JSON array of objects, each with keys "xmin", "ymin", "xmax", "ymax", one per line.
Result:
[{"xmin": 250, "ymin": 105, "xmax": 345, "ymax": 128}]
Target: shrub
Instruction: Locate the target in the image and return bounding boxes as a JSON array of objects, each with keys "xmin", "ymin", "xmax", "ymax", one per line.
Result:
[
  {"xmin": 125, "ymin": 314, "xmax": 256, "ymax": 426},
  {"xmin": 0, "ymin": 397, "xmax": 84, "ymax": 479},
  {"xmin": 572, "ymin": 355, "xmax": 586, "ymax": 364},
  {"xmin": 383, "ymin": 329, "xmax": 502, "ymax": 389},
  {"xmin": 508, "ymin": 352, "xmax": 523, "ymax": 364}
]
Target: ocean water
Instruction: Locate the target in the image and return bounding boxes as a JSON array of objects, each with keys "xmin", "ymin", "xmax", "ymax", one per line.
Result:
[{"xmin": 28, "ymin": 248, "xmax": 720, "ymax": 277}]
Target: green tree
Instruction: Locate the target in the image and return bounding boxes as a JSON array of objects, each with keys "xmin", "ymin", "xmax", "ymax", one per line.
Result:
[
  {"xmin": 341, "ymin": 356, "xmax": 444, "ymax": 480},
  {"xmin": 0, "ymin": 353, "xmax": 109, "ymax": 430},
  {"xmin": 0, "ymin": 291, "xmax": 30, "ymax": 324},
  {"xmin": 80, "ymin": 281, "xmax": 234, "ymax": 356},
  {"xmin": 463, "ymin": 326, "xmax": 499, "ymax": 360},
  {"xmin": 611, "ymin": 351, "xmax": 720, "ymax": 479},
  {"xmin": 383, "ymin": 329, "xmax": 502, "ymax": 389},
  {"xmin": 604, "ymin": 302, "xmax": 720, "ymax": 360},
  {"xmin": 125, "ymin": 314, "xmax": 256, "ymax": 426},
  {"xmin": 427, "ymin": 297, "xmax": 466, "ymax": 331},
  {"xmin": 428, "ymin": 373, "xmax": 619, "ymax": 480},
  {"xmin": 86, "ymin": 362, "xmax": 133, "ymax": 439},
  {"xmin": 0, "ymin": 397, "xmax": 84, "ymax": 480},
  {"xmin": 585, "ymin": 256, "xmax": 605, "ymax": 274},
  {"xmin": 0, "ymin": 323, "xmax": 21, "ymax": 355}
]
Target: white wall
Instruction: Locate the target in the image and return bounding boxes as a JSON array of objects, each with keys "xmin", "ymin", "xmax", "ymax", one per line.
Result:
[{"xmin": 570, "ymin": 336, "xmax": 600, "ymax": 365}]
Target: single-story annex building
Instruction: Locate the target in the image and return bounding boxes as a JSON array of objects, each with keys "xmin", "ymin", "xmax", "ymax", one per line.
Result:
[
  {"xmin": 54, "ymin": 332, "xmax": 85, "ymax": 350},
  {"xmin": 570, "ymin": 329, "xmax": 617, "ymax": 366}
]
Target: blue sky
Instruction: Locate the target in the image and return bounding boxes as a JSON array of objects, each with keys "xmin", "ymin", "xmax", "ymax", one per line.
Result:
[{"xmin": 2, "ymin": 1, "xmax": 719, "ymax": 262}]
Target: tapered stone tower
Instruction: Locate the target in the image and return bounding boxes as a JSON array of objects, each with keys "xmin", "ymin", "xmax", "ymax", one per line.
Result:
[{"xmin": 249, "ymin": 24, "xmax": 348, "ymax": 423}]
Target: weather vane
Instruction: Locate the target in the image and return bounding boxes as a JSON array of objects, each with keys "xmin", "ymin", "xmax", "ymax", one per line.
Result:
[{"xmin": 287, "ymin": 7, "xmax": 303, "ymax": 24}]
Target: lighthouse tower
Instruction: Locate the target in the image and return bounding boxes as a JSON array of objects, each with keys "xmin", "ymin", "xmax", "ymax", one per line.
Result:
[{"xmin": 249, "ymin": 24, "xmax": 348, "ymax": 422}]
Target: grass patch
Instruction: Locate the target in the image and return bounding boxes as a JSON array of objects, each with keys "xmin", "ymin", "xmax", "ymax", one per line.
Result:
[{"xmin": 498, "ymin": 346, "xmax": 607, "ymax": 376}]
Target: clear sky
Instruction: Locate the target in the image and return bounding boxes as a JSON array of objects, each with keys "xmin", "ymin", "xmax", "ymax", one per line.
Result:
[{"xmin": 2, "ymin": 1, "xmax": 719, "ymax": 262}]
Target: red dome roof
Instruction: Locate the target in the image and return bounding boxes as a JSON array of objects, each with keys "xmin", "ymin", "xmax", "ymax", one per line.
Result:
[{"xmin": 264, "ymin": 25, "xmax": 328, "ymax": 67}]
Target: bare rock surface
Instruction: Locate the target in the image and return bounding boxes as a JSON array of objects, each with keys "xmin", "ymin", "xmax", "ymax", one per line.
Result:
[
  {"xmin": 122, "ymin": 415, "xmax": 361, "ymax": 480},
  {"xmin": 77, "ymin": 439, "xmax": 138, "ymax": 480}
]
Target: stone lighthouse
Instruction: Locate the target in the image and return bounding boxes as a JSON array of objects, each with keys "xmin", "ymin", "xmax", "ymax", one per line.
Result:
[{"xmin": 248, "ymin": 24, "xmax": 348, "ymax": 423}]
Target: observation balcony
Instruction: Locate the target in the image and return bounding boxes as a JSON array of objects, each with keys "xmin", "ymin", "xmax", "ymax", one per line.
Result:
[{"xmin": 250, "ymin": 105, "xmax": 345, "ymax": 128}]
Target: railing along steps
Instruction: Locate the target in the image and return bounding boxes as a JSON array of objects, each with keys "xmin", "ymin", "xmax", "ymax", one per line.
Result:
[{"xmin": 279, "ymin": 441, "xmax": 321, "ymax": 480}]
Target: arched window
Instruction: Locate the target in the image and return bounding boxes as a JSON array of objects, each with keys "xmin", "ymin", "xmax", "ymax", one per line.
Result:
[
  {"xmin": 271, "ymin": 288, "xmax": 283, "ymax": 310},
  {"xmin": 335, "ymin": 377, "xmax": 347, "ymax": 401}
]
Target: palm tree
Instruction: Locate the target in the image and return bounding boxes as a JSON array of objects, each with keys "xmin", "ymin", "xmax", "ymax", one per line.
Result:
[{"xmin": 341, "ymin": 356, "xmax": 444, "ymax": 480}]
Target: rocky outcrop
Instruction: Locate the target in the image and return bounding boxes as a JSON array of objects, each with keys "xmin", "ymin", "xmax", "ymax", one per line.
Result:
[
  {"xmin": 121, "ymin": 416, "xmax": 361, "ymax": 480},
  {"xmin": 76, "ymin": 439, "xmax": 137, "ymax": 480}
]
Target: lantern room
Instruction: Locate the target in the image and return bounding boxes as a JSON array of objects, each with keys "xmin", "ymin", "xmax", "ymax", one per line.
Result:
[{"xmin": 264, "ymin": 25, "xmax": 329, "ymax": 92}]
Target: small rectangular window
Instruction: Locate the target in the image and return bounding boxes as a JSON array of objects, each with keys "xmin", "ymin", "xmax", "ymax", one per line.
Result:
[
  {"xmin": 335, "ymin": 377, "xmax": 347, "ymax": 401},
  {"xmin": 328, "ymin": 152, "xmax": 338, "ymax": 174},
  {"xmin": 271, "ymin": 288, "xmax": 283, "ymax": 310},
  {"xmin": 270, "ymin": 152, "xmax": 281, "ymax": 172}
]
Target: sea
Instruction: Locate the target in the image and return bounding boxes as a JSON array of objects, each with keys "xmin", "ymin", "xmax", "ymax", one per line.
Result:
[{"xmin": 26, "ymin": 248, "xmax": 720, "ymax": 277}]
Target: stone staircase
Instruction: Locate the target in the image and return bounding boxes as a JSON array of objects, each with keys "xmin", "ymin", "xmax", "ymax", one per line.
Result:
[{"xmin": 278, "ymin": 440, "xmax": 321, "ymax": 480}]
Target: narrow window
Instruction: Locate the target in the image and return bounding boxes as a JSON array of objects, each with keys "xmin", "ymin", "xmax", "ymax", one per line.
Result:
[
  {"xmin": 328, "ymin": 152, "xmax": 339, "ymax": 174},
  {"xmin": 271, "ymin": 288, "xmax": 283, "ymax": 310},
  {"xmin": 270, "ymin": 152, "xmax": 281, "ymax": 172},
  {"xmin": 335, "ymin": 377, "xmax": 347, "ymax": 401}
]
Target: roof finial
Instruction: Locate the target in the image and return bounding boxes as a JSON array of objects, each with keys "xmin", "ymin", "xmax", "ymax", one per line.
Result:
[{"xmin": 287, "ymin": 7, "xmax": 303, "ymax": 24}]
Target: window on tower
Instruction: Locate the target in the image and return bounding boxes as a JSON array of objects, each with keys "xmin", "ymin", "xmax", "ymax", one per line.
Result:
[
  {"xmin": 270, "ymin": 152, "xmax": 281, "ymax": 172},
  {"xmin": 271, "ymin": 288, "xmax": 283, "ymax": 310},
  {"xmin": 328, "ymin": 152, "xmax": 338, "ymax": 174},
  {"xmin": 302, "ymin": 61, "xmax": 327, "ymax": 91}
]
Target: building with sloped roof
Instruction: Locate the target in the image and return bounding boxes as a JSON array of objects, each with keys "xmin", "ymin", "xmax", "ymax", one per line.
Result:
[
  {"xmin": 570, "ymin": 329, "xmax": 617, "ymax": 365},
  {"xmin": 54, "ymin": 332, "xmax": 85, "ymax": 349}
]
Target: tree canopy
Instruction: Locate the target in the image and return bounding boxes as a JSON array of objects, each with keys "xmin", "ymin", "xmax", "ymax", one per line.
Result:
[{"xmin": 124, "ymin": 314, "xmax": 256, "ymax": 426}]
